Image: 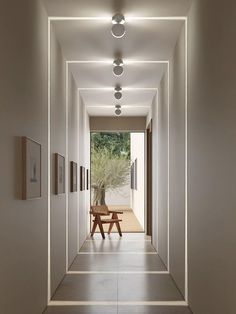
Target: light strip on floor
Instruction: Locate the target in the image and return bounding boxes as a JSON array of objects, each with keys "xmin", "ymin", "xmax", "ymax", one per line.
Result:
[
  {"xmin": 48, "ymin": 301, "xmax": 188, "ymax": 306},
  {"xmin": 77, "ymin": 252, "xmax": 157, "ymax": 255},
  {"xmin": 85, "ymin": 239, "xmax": 151, "ymax": 242},
  {"xmin": 67, "ymin": 271, "xmax": 169, "ymax": 274}
]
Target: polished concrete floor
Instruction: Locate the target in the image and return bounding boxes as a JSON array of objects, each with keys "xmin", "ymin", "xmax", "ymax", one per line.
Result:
[{"xmin": 44, "ymin": 233, "xmax": 192, "ymax": 314}]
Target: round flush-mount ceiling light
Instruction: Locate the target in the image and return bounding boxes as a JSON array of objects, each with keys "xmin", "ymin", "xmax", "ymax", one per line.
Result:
[
  {"xmin": 113, "ymin": 58, "xmax": 124, "ymax": 76},
  {"xmin": 111, "ymin": 24, "xmax": 126, "ymax": 38},
  {"xmin": 114, "ymin": 86, "xmax": 122, "ymax": 100},
  {"xmin": 112, "ymin": 13, "xmax": 125, "ymax": 24},
  {"xmin": 111, "ymin": 13, "xmax": 126, "ymax": 38},
  {"xmin": 115, "ymin": 104, "xmax": 121, "ymax": 116}
]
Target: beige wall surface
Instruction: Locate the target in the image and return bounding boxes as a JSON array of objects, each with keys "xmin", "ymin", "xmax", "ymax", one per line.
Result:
[
  {"xmin": 50, "ymin": 26, "xmax": 67, "ymax": 295},
  {"xmin": 90, "ymin": 117, "xmax": 147, "ymax": 132},
  {"xmin": 0, "ymin": 0, "xmax": 48, "ymax": 313},
  {"xmin": 149, "ymin": 95, "xmax": 158, "ymax": 250},
  {"xmin": 157, "ymin": 71, "xmax": 169, "ymax": 267},
  {"xmin": 131, "ymin": 133, "xmax": 145, "ymax": 229},
  {"xmin": 78, "ymin": 96, "xmax": 91, "ymax": 249},
  {"xmin": 169, "ymin": 25, "xmax": 186, "ymax": 296},
  {"xmin": 68, "ymin": 72, "xmax": 79, "ymax": 266},
  {"xmin": 187, "ymin": 1, "xmax": 236, "ymax": 313}
]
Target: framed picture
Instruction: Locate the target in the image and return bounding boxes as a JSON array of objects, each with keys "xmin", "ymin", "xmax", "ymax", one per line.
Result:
[
  {"xmin": 55, "ymin": 153, "xmax": 65, "ymax": 194},
  {"xmin": 70, "ymin": 161, "xmax": 77, "ymax": 192},
  {"xmin": 22, "ymin": 137, "xmax": 41, "ymax": 200},
  {"xmin": 134, "ymin": 158, "xmax": 138, "ymax": 190},
  {"xmin": 86, "ymin": 169, "xmax": 90, "ymax": 190},
  {"xmin": 80, "ymin": 166, "xmax": 85, "ymax": 191},
  {"xmin": 130, "ymin": 163, "xmax": 133, "ymax": 189}
]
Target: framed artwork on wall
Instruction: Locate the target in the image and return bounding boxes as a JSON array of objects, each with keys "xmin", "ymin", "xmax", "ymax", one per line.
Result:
[
  {"xmin": 22, "ymin": 136, "xmax": 41, "ymax": 200},
  {"xmin": 55, "ymin": 153, "xmax": 65, "ymax": 194},
  {"xmin": 134, "ymin": 158, "xmax": 138, "ymax": 190},
  {"xmin": 70, "ymin": 161, "xmax": 77, "ymax": 192},
  {"xmin": 131, "ymin": 162, "xmax": 134, "ymax": 190},
  {"xmin": 80, "ymin": 166, "xmax": 85, "ymax": 191},
  {"xmin": 86, "ymin": 169, "xmax": 90, "ymax": 190}
]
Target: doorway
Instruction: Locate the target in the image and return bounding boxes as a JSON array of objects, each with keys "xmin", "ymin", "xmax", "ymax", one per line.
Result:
[{"xmin": 90, "ymin": 132, "xmax": 145, "ymax": 233}]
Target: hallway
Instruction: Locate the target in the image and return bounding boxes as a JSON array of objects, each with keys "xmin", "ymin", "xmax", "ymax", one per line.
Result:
[
  {"xmin": 1, "ymin": 0, "xmax": 236, "ymax": 313},
  {"xmin": 45, "ymin": 234, "xmax": 191, "ymax": 313}
]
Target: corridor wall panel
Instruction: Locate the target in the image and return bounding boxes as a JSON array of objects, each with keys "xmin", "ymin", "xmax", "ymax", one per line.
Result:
[
  {"xmin": 150, "ymin": 95, "xmax": 158, "ymax": 251},
  {"xmin": 0, "ymin": 0, "xmax": 48, "ymax": 313},
  {"xmin": 169, "ymin": 25, "xmax": 186, "ymax": 296},
  {"xmin": 78, "ymin": 96, "xmax": 91, "ymax": 249},
  {"xmin": 50, "ymin": 27, "xmax": 66, "ymax": 295},
  {"xmin": 68, "ymin": 72, "xmax": 79, "ymax": 267},
  {"xmin": 187, "ymin": 1, "xmax": 236, "ymax": 313},
  {"xmin": 157, "ymin": 71, "xmax": 169, "ymax": 267}
]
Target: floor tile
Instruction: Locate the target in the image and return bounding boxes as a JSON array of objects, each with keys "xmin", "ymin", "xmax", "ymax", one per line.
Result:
[
  {"xmin": 70, "ymin": 254, "xmax": 118, "ymax": 271},
  {"xmin": 80, "ymin": 240, "xmax": 155, "ymax": 253},
  {"xmin": 117, "ymin": 254, "xmax": 167, "ymax": 271},
  {"xmin": 69, "ymin": 253, "xmax": 166, "ymax": 272},
  {"xmin": 118, "ymin": 274, "xmax": 184, "ymax": 301},
  {"xmin": 88, "ymin": 233, "xmax": 150, "ymax": 241},
  {"xmin": 52, "ymin": 274, "xmax": 117, "ymax": 301},
  {"xmin": 118, "ymin": 305, "xmax": 192, "ymax": 314},
  {"xmin": 44, "ymin": 305, "xmax": 117, "ymax": 314}
]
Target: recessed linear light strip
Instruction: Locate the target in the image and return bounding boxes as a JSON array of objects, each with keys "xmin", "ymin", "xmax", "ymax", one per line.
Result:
[
  {"xmin": 77, "ymin": 88, "xmax": 158, "ymax": 91},
  {"xmin": 67, "ymin": 271, "xmax": 169, "ymax": 274},
  {"xmin": 49, "ymin": 16, "xmax": 186, "ymax": 21},
  {"xmin": 48, "ymin": 301, "xmax": 188, "ymax": 306},
  {"xmin": 67, "ymin": 60, "xmax": 168, "ymax": 64},
  {"xmin": 77, "ymin": 252, "xmax": 157, "ymax": 255}
]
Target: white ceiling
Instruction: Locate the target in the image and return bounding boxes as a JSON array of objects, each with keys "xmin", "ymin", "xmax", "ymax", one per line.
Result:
[
  {"xmin": 43, "ymin": 0, "xmax": 191, "ymax": 117},
  {"xmin": 43, "ymin": 0, "xmax": 192, "ymax": 18},
  {"xmin": 69, "ymin": 63, "xmax": 167, "ymax": 88}
]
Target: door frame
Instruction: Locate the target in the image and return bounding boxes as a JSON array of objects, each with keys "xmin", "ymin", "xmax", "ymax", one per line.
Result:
[{"xmin": 146, "ymin": 120, "xmax": 153, "ymax": 236}]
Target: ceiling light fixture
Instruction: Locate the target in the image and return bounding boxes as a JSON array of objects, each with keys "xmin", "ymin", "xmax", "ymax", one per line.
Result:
[
  {"xmin": 115, "ymin": 104, "xmax": 122, "ymax": 116},
  {"xmin": 113, "ymin": 58, "xmax": 124, "ymax": 76},
  {"xmin": 111, "ymin": 13, "xmax": 126, "ymax": 38},
  {"xmin": 114, "ymin": 86, "xmax": 122, "ymax": 100}
]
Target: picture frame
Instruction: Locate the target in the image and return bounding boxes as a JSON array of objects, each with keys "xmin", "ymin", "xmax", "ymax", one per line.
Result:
[
  {"xmin": 86, "ymin": 169, "xmax": 90, "ymax": 190},
  {"xmin": 131, "ymin": 162, "xmax": 134, "ymax": 190},
  {"xmin": 80, "ymin": 166, "xmax": 85, "ymax": 191},
  {"xmin": 22, "ymin": 136, "xmax": 41, "ymax": 200},
  {"xmin": 134, "ymin": 158, "xmax": 138, "ymax": 190},
  {"xmin": 70, "ymin": 161, "xmax": 77, "ymax": 192},
  {"xmin": 55, "ymin": 153, "xmax": 65, "ymax": 195}
]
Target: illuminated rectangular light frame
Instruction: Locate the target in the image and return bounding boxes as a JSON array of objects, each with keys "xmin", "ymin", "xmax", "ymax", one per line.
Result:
[{"xmin": 47, "ymin": 16, "xmax": 188, "ymax": 306}]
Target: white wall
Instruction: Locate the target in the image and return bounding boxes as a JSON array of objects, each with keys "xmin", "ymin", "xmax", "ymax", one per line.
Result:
[
  {"xmin": 105, "ymin": 185, "xmax": 131, "ymax": 206},
  {"xmin": 169, "ymin": 25, "xmax": 186, "ymax": 296},
  {"xmin": 149, "ymin": 95, "xmax": 158, "ymax": 251},
  {"xmin": 78, "ymin": 95, "xmax": 90, "ymax": 249},
  {"xmin": 68, "ymin": 72, "xmax": 79, "ymax": 267},
  {"xmin": 157, "ymin": 70, "xmax": 169, "ymax": 267},
  {"xmin": 0, "ymin": 1, "xmax": 48, "ymax": 313},
  {"xmin": 131, "ymin": 133, "xmax": 145, "ymax": 229},
  {"xmin": 50, "ymin": 26, "xmax": 67, "ymax": 295},
  {"xmin": 187, "ymin": 1, "xmax": 236, "ymax": 313}
]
